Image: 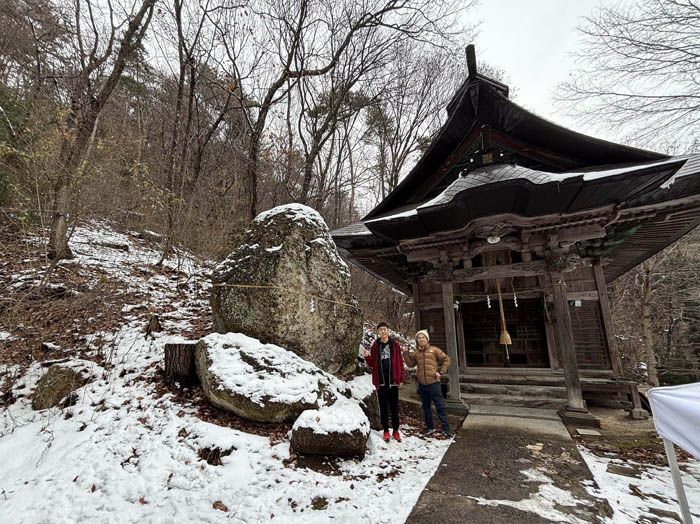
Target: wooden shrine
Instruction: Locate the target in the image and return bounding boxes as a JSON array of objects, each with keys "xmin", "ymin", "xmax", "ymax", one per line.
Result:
[{"xmin": 332, "ymin": 46, "xmax": 700, "ymax": 425}]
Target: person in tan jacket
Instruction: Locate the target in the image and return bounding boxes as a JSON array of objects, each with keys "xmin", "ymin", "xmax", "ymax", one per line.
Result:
[{"xmin": 403, "ymin": 330, "xmax": 453, "ymax": 437}]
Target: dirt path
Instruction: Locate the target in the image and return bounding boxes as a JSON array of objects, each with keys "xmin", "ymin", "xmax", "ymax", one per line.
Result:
[{"xmin": 406, "ymin": 407, "xmax": 612, "ymax": 524}]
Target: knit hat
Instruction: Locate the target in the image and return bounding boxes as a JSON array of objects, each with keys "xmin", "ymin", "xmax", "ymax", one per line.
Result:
[
  {"xmin": 376, "ymin": 321, "xmax": 389, "ymax": 330},
  {"xmin": 415, "ymin": 329, "xmax": 430, "ymax": 342}
]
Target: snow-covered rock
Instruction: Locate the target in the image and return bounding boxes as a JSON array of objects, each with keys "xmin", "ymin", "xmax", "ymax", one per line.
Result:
[
  {"xmin": 347, "ymin": 374, "xmax": 381, "ymax": 430},
  {"xmin": 210, "ymin": 204, "xmax": 362, "ymax": 377},
  {"xmin": 195, "ymin": 332, "xmax": 350, "ymax": 423},
  {"xmin": 32, "ymin": 364, "xmax": 88, "ymax": 410},
  {"xmin": 291, "ymin": 399, "xmax": 370, "ymax": 458}
]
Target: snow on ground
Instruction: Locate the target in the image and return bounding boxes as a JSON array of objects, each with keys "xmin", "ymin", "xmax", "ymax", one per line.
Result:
[
  {"xmin": 579, "ymin": 446, "xmax": 700, "ymax": 523},
  {"xmin": 0, "ymin": 221, "xmax": 451, "ymax": 523},
  {"xmin": 293, "ymin": 398, "xmax": 370, "ymax": 435},
  {"xmin": 201, "ymin": 332, "xmax": 348, "ymax": 407},
  {"xmin": 470, "ymin": 468, "xmax": 596, "ymax": 524}
]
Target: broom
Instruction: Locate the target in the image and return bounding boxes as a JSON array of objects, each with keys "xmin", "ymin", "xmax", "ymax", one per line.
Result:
[{"xmin": 496, "ymin": 279, "xmax": 511, "ymax": 364}]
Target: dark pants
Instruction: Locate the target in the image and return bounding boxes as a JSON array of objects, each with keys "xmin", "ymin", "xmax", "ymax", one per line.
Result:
[
  {"xmin": 418, "ymin": 382, "xmax": 450, "ymax": 432},
  {"xmin": 377, "ymin": 385, "xmax": 399, "ymax": 432}
]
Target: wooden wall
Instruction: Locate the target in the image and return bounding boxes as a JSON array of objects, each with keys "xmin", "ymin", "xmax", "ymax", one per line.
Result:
[{"xmin": 415, "ymin": 267, "xmax": 615, "ymax": 371}]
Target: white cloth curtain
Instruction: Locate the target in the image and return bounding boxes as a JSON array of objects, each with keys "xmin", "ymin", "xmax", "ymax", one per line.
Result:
[{"xmin": 648, "ymin": 382, "xmax": 700, "ymax": 459}]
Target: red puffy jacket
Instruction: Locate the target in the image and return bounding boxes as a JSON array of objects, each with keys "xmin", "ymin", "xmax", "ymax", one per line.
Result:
[{"xmin": 364, "ymin": 337, "xmax": 405, "ymax": 389}]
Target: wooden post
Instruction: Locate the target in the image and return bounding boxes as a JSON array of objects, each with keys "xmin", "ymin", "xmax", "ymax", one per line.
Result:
[
  {"xmin": 441, "ymin": 279, "xmax": 469, "ymax": 414},
  {"xmin": 551, "ymin": 273, "xmax": 599, "ymax": 426},
  {"xmin": 539, "ymin": 275, "xmax": 561, "ymax": 369},
  {"xmin": 412, "ymin": 280, "xmax": 422, "ymax": 334},
  {"xmin": 456, "ymin": 305, "xmax": 467, "ymax": 369},
  {"xmin": 593, "ymin": 262, "xmax": 623, "ymax": 375},
  {"xmin": 164, "ymin": 343, "xmax": 199, "ymax": 387}
]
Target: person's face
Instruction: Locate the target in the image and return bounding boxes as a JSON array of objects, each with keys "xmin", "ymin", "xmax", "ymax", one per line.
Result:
[
  {"xmin": 416, "ymin": 333, "xmax": 428, "ymax": 347},
  {"xmin": 377, "ymin": 326, "xmax": 389, "ymax": 339}
]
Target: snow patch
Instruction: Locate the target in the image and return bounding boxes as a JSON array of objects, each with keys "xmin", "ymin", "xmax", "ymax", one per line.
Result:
[
  {"xmin": 579, "ymin": 445, "xmax": 700, "ymax": 523},
  {"xmin": 293, "ymin": 398, "xmax": 370, "ymax": 436},
  {"xmin": 202, "ymin": 332, "xmax": 348, "ymax": 407}
]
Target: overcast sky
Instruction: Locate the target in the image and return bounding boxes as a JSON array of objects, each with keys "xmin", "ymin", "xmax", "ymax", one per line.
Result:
[{"xmin": 467, "ymin": 0, "xmax": 608, "ymax": 135}]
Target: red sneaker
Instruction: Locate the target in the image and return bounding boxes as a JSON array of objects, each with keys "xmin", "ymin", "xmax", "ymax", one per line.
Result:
[
  {"xmin": 392, "ymin": 430, "xmax": 401, "ymax": 442},
  {"xmin": 383, "ymin": 431, "xmax": 390, "ymax": 442}
]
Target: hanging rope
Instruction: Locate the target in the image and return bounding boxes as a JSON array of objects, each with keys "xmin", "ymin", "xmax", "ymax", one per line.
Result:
[
  {"xmin": 212, "ymin": 283, "xmax": 361, "ymax": 310},
  {"xmin": 496, "ymin": 279, "xmax": 512, "ymax": 364}
]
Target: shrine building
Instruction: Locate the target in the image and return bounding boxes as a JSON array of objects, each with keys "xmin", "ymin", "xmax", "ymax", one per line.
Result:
[{"xmin": 331, "ymin": 46, "xmax": 700, "ymax": 425}]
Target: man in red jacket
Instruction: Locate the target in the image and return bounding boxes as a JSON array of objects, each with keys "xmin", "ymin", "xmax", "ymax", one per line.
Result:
[{"xmin": 362, "ymin": 321, "xmax": 405, "ymax": 443}]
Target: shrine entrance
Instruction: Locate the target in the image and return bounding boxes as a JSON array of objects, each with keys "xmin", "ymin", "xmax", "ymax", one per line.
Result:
[{"xmin": 461, "ymin": 298, "xmax": 550, "ymax": 368}]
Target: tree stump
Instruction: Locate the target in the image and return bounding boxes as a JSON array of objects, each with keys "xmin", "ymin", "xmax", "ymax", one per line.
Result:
[
  {"xmin": 145, "ymin": 315, "xmax": 161, "ymax": 339},
  {"xmin": 164, "ymin": 343, "xmax": 199, "ymax": 387}
]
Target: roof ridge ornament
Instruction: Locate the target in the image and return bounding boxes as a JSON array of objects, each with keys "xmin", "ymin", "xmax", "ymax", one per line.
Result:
[{"xmin": 466, "ymin": 44, "xmax": 477, "ymax": 78}]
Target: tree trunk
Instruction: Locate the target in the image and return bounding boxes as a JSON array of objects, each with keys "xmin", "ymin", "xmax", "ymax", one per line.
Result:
[
  {"xmin": 164, "ymin": 343, "xmax": 199, "ymax": 387},
  {"xmin": 47, "ymin": 0, "xmax": 156, "ymax": 260},
  {"xmin": 640, "ymin": 265, "xmax": 660, "ymax": 386}
]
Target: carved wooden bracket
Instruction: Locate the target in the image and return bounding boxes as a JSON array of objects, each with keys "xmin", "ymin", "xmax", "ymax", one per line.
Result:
[
  {"xmin": 545, "ymin": 252, "xmax": 583, "ymax": 274},
  {"xmin": 424, "ymin": 260, "xmax": 548, "ymax": 283}
]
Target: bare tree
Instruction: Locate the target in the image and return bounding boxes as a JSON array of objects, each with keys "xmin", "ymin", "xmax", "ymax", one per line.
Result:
[
  {"xmin": 364, "ymin": 40, "xmax": 466, "ymax": 201},
  {"xmin": 48, "ymin": 0, "xmax": 157, "ymax": 260},
  {"xmin": 559, "ymin": 0, "xmax": 700, "ymax": 148},
  {"xmin": 214, "ymin": 0, "xmax": 467, "ymax": 221}
]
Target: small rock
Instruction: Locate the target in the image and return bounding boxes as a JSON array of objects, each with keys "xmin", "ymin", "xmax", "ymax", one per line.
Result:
[
  {"xmin": 646, "ymin": 507, "xmax": 681, "ymax": 522},
  {"xmin": 291, "ymin": 400, "xmax": 369, "ymax": 458},
  {"xmin": 576, "ymin": 428, "xmax": 602, "ymax": 436},
  {"xmin": 607, "ymin": 463, "xmax": 643, "ymax": 479},
  {"xmin": 32, "ymin": 365, "xmax": 87, "ymax": 410}
]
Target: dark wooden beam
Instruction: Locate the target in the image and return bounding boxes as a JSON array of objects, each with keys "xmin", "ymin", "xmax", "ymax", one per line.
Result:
[
  {"xmin": 412, "ymin": 279, "xmax": 422, "ymax": 333},
  {"xmin": 550, "ymin": 273, "xmax": 587, "ymax": 411},
  {"xmin": 408, "ymin": 124, "xmax": 481, "ymax": 204},
  {"xmin": 594, "ymin": 262, "xmax": 623, "ymax": 375},
  {"xmin": 490, "ymin": 128, "xmax": 582, "ymax": 170},
  {"xmin": 441, "ymin": 280, "xmax": 464, "ymax": 408}
]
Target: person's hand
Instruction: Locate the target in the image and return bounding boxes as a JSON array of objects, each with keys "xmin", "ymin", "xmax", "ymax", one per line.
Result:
[
  {"xmin": 399, "ymin": 382, "xmax": 404, "ymax": 389},
  {"xmin": 435, "ymin": 371, "xmax": 440, "ymax": 379},
  {"xmin": 361, "ymin": 348, "xmax": 369, "ymax": 359}
]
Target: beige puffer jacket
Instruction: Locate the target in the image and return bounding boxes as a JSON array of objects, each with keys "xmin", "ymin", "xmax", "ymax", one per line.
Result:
[{"xmin": 403, "ymin": 345, "xmax": 450, "ymax": 386}]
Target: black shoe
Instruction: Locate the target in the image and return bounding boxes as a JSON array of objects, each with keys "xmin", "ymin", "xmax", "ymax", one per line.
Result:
[
  {"xmin": 443, "ymin": 430, "xmax": 454, "ymax": 438},
  {"xmin": 420, "ymin": 428, "xmax": 435, "ymax": 436}
]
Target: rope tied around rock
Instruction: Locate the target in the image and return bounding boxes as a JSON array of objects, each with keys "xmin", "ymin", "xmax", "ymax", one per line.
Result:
[{"xmin": 212, "ymin": 283, "xmax": 361, "ymax": 310}]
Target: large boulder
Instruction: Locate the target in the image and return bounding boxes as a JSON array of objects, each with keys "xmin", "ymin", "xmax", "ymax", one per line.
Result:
[
  {"xmin": 347, "ymin": 374, "xmax": 381, "ymax": 430},
  {"xmin": 210, "ymin": 204, "xmax": 362, "ymax": 376},
  {"xmin": 291, "ymin": 399, "xmax": 370, "ymax": 458},
  {"xmin": 32, "ymin": 365, "xmax": 87, "ymax": 410},
  {"xmin": 195, "ymin": 332, "xmax": 350, "ymax": 423}
]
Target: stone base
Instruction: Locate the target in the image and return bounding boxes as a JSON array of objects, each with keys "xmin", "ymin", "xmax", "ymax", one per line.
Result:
[
  {"xmin": 558, "ymin": 406, "xmax": 601, "ymax": 428},
  {"xmin": 628, "ymin": 408, "xmax": 650, "ymax": 420},
  {"xmin": 445, "ymin": 398, "xmax": 470, "ymax": 416}
]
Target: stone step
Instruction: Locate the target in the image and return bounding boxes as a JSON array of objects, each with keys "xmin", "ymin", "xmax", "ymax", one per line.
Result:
[
  {"xmin": 460, "ymin": 382, "xmax": 567, "ymax": 399},
  {"xmin": 459, "ymin": 373, "xmax": 565, "ymax": 387},
  {"xmin": 461, "ymin": 393, "xmax": 568, "ymax": 410}
]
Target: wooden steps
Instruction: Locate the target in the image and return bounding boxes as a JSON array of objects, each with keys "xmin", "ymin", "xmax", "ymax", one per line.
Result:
[
  {"xmin": 459, "ymin": 393, "xmax": 568, "ymax": 410},
  {"xmin": 460, "ymin": 382, "xmax": 566, "ymax": 399},
  {"xmin": 455, "ymin": 367, "xmax": 639, "ymax": 412}
]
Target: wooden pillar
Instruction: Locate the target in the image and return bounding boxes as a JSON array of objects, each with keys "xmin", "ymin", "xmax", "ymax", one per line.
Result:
[
  {"xmin": 456, "ymin": 306, "xmax": 467, "ymax": 369},
  {"xmin": 593, "ymin": 262, "xmax": 623, "ymax": 375},
  {"xmin": 412, "ymin": 280, "xmax": 422, "ymax": 334},
  {"xmin": 551, "ymin": 273, "xmax": 598, "ymax": 426},
  {"xmin": 539, "ymin": 275, "xmax": 561, "ymax": 369},
  {"xmin": 550, "ymin": 274, "xmax": 585, "ymax": 410},
  {"xmin": 441, "ymin": 279, "xmax": 469, "ymax": 413}
]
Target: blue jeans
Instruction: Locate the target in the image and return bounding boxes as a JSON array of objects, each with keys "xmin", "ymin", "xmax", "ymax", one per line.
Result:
[{"xmin": 418, "ymin": 382, "xmax": 450, "ymax": 432}]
